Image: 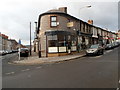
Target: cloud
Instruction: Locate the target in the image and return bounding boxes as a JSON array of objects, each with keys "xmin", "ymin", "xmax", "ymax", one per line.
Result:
[{"xmin": 0, "ymin": 0, "xmax": 118, "ymax": 45}]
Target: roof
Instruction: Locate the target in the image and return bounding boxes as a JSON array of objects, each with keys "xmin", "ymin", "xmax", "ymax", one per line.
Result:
[
  {"xmin": 37, "ymin": 10, "xmax": 115, "ymax": 34},
  {"xmin": 37, "ymin": 11, "xmax": 89, "ymax": 33}
]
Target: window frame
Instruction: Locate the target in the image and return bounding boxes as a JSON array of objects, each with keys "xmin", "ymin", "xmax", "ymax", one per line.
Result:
[{"xmin": 50, "ymin": 16, "xmax": 57, "ymax": 27}]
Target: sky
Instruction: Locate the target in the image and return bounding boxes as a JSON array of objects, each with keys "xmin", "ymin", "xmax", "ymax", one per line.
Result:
[{"xmin": 0, "ymin": 0, "xmax": 119, "ymax": 45}]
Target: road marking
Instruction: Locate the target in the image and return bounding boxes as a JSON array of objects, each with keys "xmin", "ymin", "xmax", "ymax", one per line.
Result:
[
  {"xmin": 8, "ymin": 62, "xmax": 12, "ymax": 64},
  {"xmin": 28, "ymin": 75, "xmax": 31, "ymax": 78},
  {"xmin": 36, "ymin": 66, "xmax": 42, "ymax": 69},
  {"xmin": 119, "ymin": 80, "xmax": 120, "ymax": 83},
  {"xmin": 5, "ymin": 72, "xmax": 15, "ymax": 75},
  {"xmin": 117, "ymin": 88, "xmax": 119, "ymax": 90},
  {"xmin": 105, "ymin": 50, "xmax": 113, "ymax": 53},
  {"xmin": 21, "ymin": 69, "xmax": 30, "ymax": 72}
]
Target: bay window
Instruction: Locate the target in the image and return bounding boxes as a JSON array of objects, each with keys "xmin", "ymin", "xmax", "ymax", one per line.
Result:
[{"xmin": 48, "ymin": 35, "xmax": 58, "ymax": 53}]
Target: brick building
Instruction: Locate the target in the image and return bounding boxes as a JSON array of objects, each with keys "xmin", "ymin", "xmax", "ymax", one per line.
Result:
[
  {"xmin": 1, "ymin": 34, "xmax": 8, "ymax": 51},
  {"xmin": 35, "ymin": 7, "xmax": 117, "ymax": 57},
  {"xmin": 117, "ymin": 30, "xmax": 120, "ymax": 39},
  {"xmin": 0, "ymin": 33, "xmax": 2, "ymax": 51},
  {"xmin": 0, "ymin": 33, "xmax": 26, "ymax": 51}
]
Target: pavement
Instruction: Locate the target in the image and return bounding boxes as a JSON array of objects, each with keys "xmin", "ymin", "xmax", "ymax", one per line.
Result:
[{"xmin": 10, "ymin": 50, "xmax": 86, "ymax": 65}]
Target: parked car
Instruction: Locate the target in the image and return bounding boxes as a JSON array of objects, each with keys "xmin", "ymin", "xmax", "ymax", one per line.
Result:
[
  {"xmin": 113, "ymin": 42, "xmax": 119, "ymax": 48},
  {"xmin": 12, "ymin": 50, "xmax": 18, "ymax": 53},
  {"xmin": 86, "ymin": 44, "xmax": 104, "ymax": 56},
  {"xmin": 7, "ymin": 50, "xmax": 13, "ymax": 54},
  {"xmin": 0, "ymin": 50, "xmax": 8, "ymax": 55},
  {"xmin": 0, "ymin": 50, "xmax": 5, "ymax": 55},
  {"xmin": 18, "ymin": 48, "xmax": 29, "ymax": 57},
  {"xmin": 105, "ymin": 43, "xmax": 113, "ymax": 50}
]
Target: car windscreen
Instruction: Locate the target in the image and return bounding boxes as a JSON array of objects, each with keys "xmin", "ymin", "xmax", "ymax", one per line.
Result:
[{"xmin": 90, "ymin": 45, "xmax": 98, "ymax": 49}]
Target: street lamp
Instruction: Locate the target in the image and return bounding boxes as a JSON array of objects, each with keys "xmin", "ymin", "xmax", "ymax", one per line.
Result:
[
  {"xmin": 79, "ymin": 5, "xmax": 91, "ymax": 18},
  {"xmin": 34, "ymin": 22, "xmax": 41, "ymax": 58},
  {"xmin": 79, "ymin": 5, "xmax": 91, "ymax": 10},
  {"xmin": 30, "ymin": 22, "xmax": 32, "ymax": 56},
  {"xmin": 34, "ymin": 22, "xmax": 37, "ymax": 39},
  {"xmin": 86, "ymin": 5, "xmax": 91, "ymax": 8}
]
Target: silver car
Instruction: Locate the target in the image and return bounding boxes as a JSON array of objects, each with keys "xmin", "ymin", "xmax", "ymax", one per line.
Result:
[{"xmin": 86, "ymin": 44, "xmax": 104, "ymax": 56}]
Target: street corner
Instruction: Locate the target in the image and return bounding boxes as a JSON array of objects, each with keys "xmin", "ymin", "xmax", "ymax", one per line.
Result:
[{"xmin": 8, "ymin": 59, "xmax": 46, "ymax": 65}]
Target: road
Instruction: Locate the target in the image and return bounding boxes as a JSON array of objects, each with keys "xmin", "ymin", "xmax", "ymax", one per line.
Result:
[{"xmin": 2, "ymin": 47, "xmax": 119, "ymax": 88}]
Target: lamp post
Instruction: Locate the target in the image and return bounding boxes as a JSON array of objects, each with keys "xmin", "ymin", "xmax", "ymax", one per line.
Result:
[
  {"xmin": 30, "ymin": 22, "xmax": 32, "ymax": 56},
  {"xmin": 34, "ymin": 22, "xmax": 37, "ymax": 39},
  {"xmin": 79, "ymin": 5, "xmax": 91, "ymax": 10},
  {"xmin": 79, "ymin": 5, "xmax": 91, "ymax": 18},
  {"xmin": 79, "ymin": 5, "xmax": 91, "ymax": 49},
  {"xmin": 34, "ymin": 22, "xmax": 41, "ymax": 58}
]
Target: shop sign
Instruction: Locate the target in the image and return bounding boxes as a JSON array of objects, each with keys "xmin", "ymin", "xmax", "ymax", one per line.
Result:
[{"xmin": 67, "ymin": 22, "xmax": 74, "ymax": 27}]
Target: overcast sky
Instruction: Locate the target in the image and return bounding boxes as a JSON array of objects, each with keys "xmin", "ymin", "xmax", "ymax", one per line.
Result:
[{"xmin": 0, "ymin": 0, "xmax": 119, "ymax": 45}]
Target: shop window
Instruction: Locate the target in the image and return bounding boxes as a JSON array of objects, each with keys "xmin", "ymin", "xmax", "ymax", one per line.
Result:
[
  {"xmin": 71, "ymin": 36, "xmax": 77, "ymax": 51},
  {"xmin": 47, "ymin": 35, "xmax": 58, "ymax": 47},
  {"xmin": 50, "ymin": 16, "xmax": 57, "ymax": 27},
  {"xmin": 47, "ymin": 35, "xmax": 58, "ymax": 53},
  {"xmin": 71, "ymin": 36, "xmax": 76, "ymax": 46},
  {"xmin": 48, "ymin": 40, "xmax": 58, "ymax": 47},
  {"xmin": 58, "ymin": 35, "xmax": 66, "ymax": 47},
  {"xmin": 58, "ymin": 35, "xmax": 67, "ymax": 52},
  {"xmin": 47, "ymin": 35, "xmax": 57, "ymax": 40}
]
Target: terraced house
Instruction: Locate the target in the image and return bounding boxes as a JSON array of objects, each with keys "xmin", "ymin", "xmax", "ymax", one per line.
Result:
[
  {"xmin": 34, "ymin": 7, "xmax": 117, "ymax": 57},
  {"xmin": 0, "ymin": 33, "xmax": 2, "ymax": 51}
]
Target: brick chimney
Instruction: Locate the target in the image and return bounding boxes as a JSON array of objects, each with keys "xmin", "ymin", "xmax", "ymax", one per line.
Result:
[
  {"xmin": 88, "ymin": 20, "xmax": 93, "ymax": 25},
  {"xmin": 59, "ymin": 7, "xmax": 67, "ymax": 13}
]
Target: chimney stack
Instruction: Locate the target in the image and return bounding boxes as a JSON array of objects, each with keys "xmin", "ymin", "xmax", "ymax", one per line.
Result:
[
  {"xmin": 88, "ymin": 20, "xmax": 93, "ymax": 25},
  {"xmin": 59, "ymin": 7, "xmax": 67, "ymax": 13}
]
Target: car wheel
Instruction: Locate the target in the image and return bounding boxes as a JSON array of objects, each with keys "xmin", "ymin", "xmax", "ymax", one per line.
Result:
[{"xmin": 97, "ymin": 51, "xmax": 100, "ymax": 55}]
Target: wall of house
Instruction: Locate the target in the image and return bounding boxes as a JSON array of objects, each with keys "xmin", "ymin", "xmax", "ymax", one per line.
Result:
[
  {"xmin": 0, "ymin": 35, "xmax": 2, "ymax": 51},
  {"xmin": 37, "ymin": 8, "xmax": 117, "ymax": 57},
  {"xmin": 39, "ymin": 13, "xmax": 94, "ymax": 57}
]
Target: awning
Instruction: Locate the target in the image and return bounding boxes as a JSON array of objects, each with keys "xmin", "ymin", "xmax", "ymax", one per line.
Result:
[{"xmin": 45, "ymin": 30, "xmax": 71, "ymax": 36}]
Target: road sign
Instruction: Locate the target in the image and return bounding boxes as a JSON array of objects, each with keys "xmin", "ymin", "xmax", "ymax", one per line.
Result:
[
  {"xmin": 18, "ymin": 39, "xmax": 21, "ymax": 60},
  {"xmin": 18, "ymin": 39, "xmax": 21, "ymax": 44}
]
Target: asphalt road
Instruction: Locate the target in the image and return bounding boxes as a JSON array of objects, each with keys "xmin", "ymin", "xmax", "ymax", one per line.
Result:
[{"xmin": 2, "ymin": 47, "xmax": 119, "ymax": 88}]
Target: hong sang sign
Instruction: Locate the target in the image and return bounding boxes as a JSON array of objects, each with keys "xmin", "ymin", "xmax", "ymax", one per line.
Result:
[{"xmin": 67, "ymin": 22, "xmax": 74, "ymax": 27}]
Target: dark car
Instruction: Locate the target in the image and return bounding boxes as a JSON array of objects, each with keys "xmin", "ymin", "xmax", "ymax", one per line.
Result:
[
  {"xmin": 19, "ymin": 48, "xmax": 29, "ymax": 57},
  {"xmin": 86, "ymin": 44, "xmax": 104, "ymax": 56}
]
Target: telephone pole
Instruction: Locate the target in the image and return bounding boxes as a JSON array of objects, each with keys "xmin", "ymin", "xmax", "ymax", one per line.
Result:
[{"xmin": 30, "ymin": 22, "xmax": 32, "ymax": 56}]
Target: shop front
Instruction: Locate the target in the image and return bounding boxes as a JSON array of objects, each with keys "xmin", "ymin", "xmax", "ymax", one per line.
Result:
[{"xmin": 45, "ymin": 30, "xmax": 77, "ymax": 57}]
